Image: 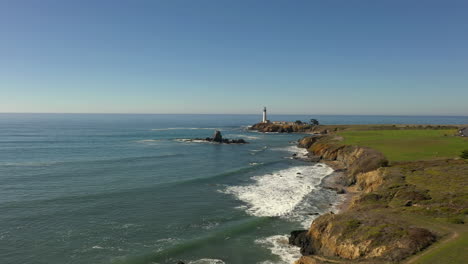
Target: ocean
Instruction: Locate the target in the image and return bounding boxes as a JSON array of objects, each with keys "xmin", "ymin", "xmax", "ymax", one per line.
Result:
[{"xmin": 1, "ymin": 114, "xmax": 467, "ymax": 264}]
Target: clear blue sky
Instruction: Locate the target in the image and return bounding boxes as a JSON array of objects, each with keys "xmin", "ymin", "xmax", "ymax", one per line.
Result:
[{"xmin": 1, "ymin": 0, "xmax": 467, "ymax": 115}]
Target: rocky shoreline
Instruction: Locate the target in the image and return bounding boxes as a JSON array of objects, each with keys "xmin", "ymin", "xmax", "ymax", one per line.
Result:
[{"xmin": 287, "ymin": 135, "xmax": 438, "ymax": 264}]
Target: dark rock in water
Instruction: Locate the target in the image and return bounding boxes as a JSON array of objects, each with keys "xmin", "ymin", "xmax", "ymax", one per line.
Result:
[
  {"xmin": 177, "ymin": 261, "xmax": 185, "ymax": 264},
  {"xmin": 289, "ymin": 230, "xmax": 314, "ymax": 255},
  {"xmin": 185, "ymin": 130, "xmax": 247, "ymax": 144},
  {"xmin": 213, "ymin": 130, "xmax": 223, "ymax": 142},
  {"xmin": 231, "ymin": 139, "xmax": 246, "ymax": 144}
]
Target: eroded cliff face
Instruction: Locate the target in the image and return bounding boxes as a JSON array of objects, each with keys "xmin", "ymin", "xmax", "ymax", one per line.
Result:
[
  {"xmin": 300, "ymin": 135, "xmax": 388, "ymax": 186},
  {"xmin": 301, "ymin": 212, "xmax": 435, "ymax": 262},
  {"xmin": 291, "ymin": 136, "xmax": 436, "ymax": 263}
]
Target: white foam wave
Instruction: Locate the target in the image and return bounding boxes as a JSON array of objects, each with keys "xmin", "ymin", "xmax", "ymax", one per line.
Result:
[
  {"xmin": 225, "ymin": 134, "xmax": 260, "ymax": 140},
  {"xmin": 152, "ymin": 128, "xmax": 218, "ymax": 131},
  {"xmin": 272, "ymin": 145, "xmax": 309, "ymax": 159},
  {"xmin": 135, "ymin": 139, "xmax": 161, "ymax": 144},
  {"xmin": 223, "ymin": 164, "xmax": 334, "ymax": 218},
  {"xmin": 256, "ymin": 235, "xmax": 302, "ymax": 264},
  {"xmin": 188, "ymin": 259, "xmax": 225, "ymax": 264},
  {"xmin": 174, "ymin": 139, "xmax": 209, "ymax": 143},
  {"xmin": 249, "ymin": 146, "xmax": 268, "ymax": 155}
]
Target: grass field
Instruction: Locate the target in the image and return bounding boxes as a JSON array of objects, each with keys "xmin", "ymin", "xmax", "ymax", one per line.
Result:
[
  {"xmin": 338, "ymin": 129, "xmax": 468, "ymax": 162},
  {"xmin": 411, "ymin": 231, "xmax": 468, "ymax": 264},
  {"xmin": 331, "ymin": 128, "xmax": 468, "ymax": 263}
]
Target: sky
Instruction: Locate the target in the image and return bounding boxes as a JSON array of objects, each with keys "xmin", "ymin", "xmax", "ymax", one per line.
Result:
[{"xmin": 1, "ymin": 0, "xmax": 467, "ymax": 115}]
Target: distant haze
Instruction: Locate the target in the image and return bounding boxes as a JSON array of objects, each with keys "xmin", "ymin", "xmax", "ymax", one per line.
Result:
[{"xmin": 1, "ymin": 0, "xmax": 467, "ymax": 115}]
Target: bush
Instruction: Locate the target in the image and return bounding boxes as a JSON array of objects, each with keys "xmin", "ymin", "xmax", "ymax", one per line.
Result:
[
  {"xmin": 447, "ymin": 216, "xmax": 465, "ymax": 224},
  {"xmin": 461, "ymin": 150, "xmax": 468, "ymax": 159},
  {"xmin": 346, "ymin": 219, "xmax": 361, "ymax": 230}
]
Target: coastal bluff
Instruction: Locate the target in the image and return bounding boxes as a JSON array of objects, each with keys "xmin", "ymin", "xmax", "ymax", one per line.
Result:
[{"xmin": 290, "ymin": 134, "xmax": 441, "ymax": 263}]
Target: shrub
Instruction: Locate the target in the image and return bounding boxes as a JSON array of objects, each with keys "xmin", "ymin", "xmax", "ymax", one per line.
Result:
[
  {"xmin": 346, "ymin": 219, "xmax": 361, "ymax": 231},
  {"xmin": 447, "ymin": 216, "xmax": 465, "ymax": 224},
  {"xmin": 461, "ymin": 150, "xmax": 468, "ymax": 159}
]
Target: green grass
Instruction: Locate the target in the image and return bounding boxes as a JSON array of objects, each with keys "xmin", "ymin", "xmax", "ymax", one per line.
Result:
[
  {"xmin": 412, "ymin": 231, "xmax": 468, "ymax": 264},
  {"xmin": 338, "ymin": 129, "xmax": 468, "ymax": 162}
]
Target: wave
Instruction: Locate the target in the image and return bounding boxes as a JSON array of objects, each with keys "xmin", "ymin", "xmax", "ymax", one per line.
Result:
[
  {"xmin": 271, "ymin": 145, "xmax": 309, "ymax": 159},
  {"xmin": 0, "ymin": 154, "xmax": 182, "ymax": 168},
  {"xmin": 249, "ymin": 146, "xmax": 268, "ymax": 155},
  {"xmin": 174, "ymin": 139, "xmax": 210, "ymax": 143},
  {"xmin": 222, "ymin": 164, "xmax": 334, "ymax": 219},
  {"xmin": 256, "ymin": 235, "xmax": 302, "ymax": 264},
  {"xmin": 135, "ymin": 139, "xmax": 161, "ymax": 144},
  {"xmin": 224, "ymin": 134, "xmax": 260, "ymax": 140},
  {"xmin": 152, "ymin": 128, "xmax": 219, "ymax": 131},
  {"xmin": 136, "ymin": 139, "xmax": 161, "ymax": 142},
  {"xmin": 111, "ymin": 217, "xmax": 268, "ymax": 264},
  {"xmin": 1, "ymin": 162, "xmax": 279, "ymax": 208},
  {"xmin": 188, "ymin": 259, "xmax": 225, "ymax": 264}
]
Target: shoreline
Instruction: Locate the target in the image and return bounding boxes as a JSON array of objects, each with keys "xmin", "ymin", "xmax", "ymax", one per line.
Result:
[{"xmin": 269, "ymin": 124, "xmax": 468, "ymax": 264}]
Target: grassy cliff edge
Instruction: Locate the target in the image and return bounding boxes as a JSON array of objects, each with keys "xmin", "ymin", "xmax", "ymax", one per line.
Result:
[{"xmin": 289, "ymin": 128, "xmax": 468, "ymax": 264}]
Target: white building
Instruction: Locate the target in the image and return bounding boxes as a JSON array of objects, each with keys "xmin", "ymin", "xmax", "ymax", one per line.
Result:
[{"xmin": 262, "ymin": 107, "xmax": 269, "ymax": 123}]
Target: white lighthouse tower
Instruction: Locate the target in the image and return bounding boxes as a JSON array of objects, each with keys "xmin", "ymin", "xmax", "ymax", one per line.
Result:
[{"xmin": 262, "ymin": 106, "xmax": 268, "ymax": 123}]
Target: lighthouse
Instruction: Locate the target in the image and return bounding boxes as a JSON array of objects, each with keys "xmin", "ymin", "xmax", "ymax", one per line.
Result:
[{"xmin": 262, "ymin": 107, "xmax": 268, "ymax": 123}]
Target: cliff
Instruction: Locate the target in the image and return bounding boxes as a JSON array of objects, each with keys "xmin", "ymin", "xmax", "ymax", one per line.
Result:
[
  {"xmin": 291, "ymin": 135, "xmax": 439, "ymax": 263},
  {"xmin": 298, "ymin": 135, "xmax": 388, "ymax": 185}
]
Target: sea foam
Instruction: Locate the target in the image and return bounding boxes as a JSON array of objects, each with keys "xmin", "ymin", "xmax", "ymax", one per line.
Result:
[
  {"xmin": 225, "ymin": 134, "xmax": 260, "ymax": 140},
  {"xmin": 223, "ymin": 164, "xmax": 334, "ymax": 218},
  {"xmin": 256, "ymin": 235, "xmax": 302, "ymax": 264},
  {"xmin": 188, "ymin": 259, "xmax": 225, "ymax": 264},
  {"xmin": 272, "ymin": 145, "xmax": 309, "ymax": 159},
  {"xmin": 152, "ymin": 127, "xmax": 219, "ymax": 131}
]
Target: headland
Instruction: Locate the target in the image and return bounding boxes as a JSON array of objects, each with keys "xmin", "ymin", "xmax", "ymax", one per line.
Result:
[{"xmin": 251, "ymin": 122, "xmax": 468, "ymax": 264}]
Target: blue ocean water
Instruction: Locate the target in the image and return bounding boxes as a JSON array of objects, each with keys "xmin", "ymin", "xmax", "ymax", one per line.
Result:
[{"xmin": 0, "ymin": 114, "xmax": 467, "ymax": 264}]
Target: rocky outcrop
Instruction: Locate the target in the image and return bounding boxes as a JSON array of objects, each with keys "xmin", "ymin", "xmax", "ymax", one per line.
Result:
[
  {"xmin": 250, "ymin": 123, "xmax": 322, "ymax": 133},
  {"xmin": 184, "ymin": 131, "xmax": 247, "ymax": 144},
  {"xmin": 289, "ymin": 230, "xmax": 313, "ymax": 255},
  {"xmin": 290, "ymin": 135, "xmax": 436, "ymax": 262},
  {"xmin": 302, "ymin": 135, "xmax": 388, "ymax": 186},
  {"xmin": 302, "ymin": 213, "xmax": 435, "ymax": 262},
  {"xmin": 212, "ymin": 130, "xmax": 223, "ymax": 142}
]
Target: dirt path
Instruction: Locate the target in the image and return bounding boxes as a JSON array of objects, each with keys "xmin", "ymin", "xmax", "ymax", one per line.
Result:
[
  {"xmin": 404, "ymin": 228, "xmax": 460, "ymax": 264},
  {"xmin": 399, "ymin": 214, "xmax": 466, "ymax": 264}
]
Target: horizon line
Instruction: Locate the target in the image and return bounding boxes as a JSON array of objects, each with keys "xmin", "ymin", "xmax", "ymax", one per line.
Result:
[{"xmin": 0, "ymin": 112, "xmax": 467, "ymax": 117}]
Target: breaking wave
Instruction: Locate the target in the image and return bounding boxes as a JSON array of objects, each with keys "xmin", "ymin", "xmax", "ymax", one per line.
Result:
[
  {"xmin": 256, "ymin": 235, "xmax": 302, "ymax": 264},
  {"xmin": 188, "ymin": 259, "xmax": 225, "ymax": 264},
  {"xmin": 222, "ymin": 164, "xmax": 334, "ymax": 219},
  {"xmin": 271, "ymin": 145, "xmax": 309, "ymax": 159},
  {"xmin": 151, "ymin": 128, "xmax": 219, "ymax": 131}
]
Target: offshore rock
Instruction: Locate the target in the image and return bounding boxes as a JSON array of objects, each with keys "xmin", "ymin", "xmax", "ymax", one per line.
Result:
[
  {"xmin": 289, "ymin": 230, "xmax": 314, "ymax": 255},
  {"xmin": 212, "ymin": 130, "xmax": 223, "ymax": 142},
  {"xmin": 184, "ymin": 131, "xmax": 247, "ymax": 144}
]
